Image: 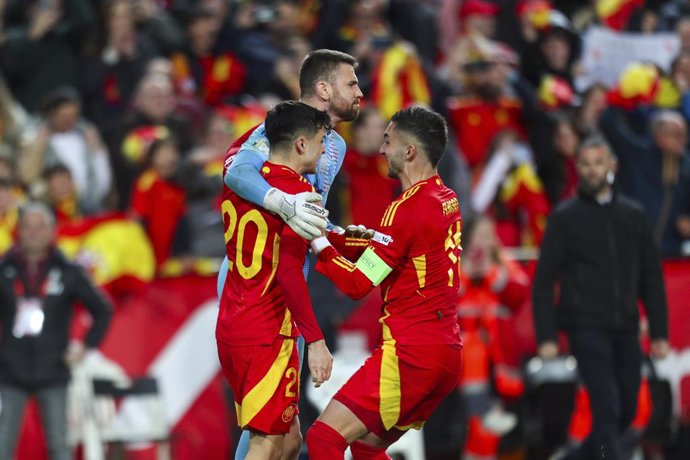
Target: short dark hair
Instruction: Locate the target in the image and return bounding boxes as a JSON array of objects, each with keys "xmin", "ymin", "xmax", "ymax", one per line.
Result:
[
  {"xmin": 577, "ymin": 135, "xmax": 616, "ymax": 160},
  {"xmin": 390, "ymin": 106, "xmax": 448, "ymax": 167},
  {"xmin": 42, "ymin": 162, "xmax": 72, "ymax": 180},
  {"xmin": 41, "ymin": 86, "xmax": 81, "ymax": 116},
  {"xmin": 265, "ymin": 101, "xmax": 331, "ymax": 151},
  {"xmin": 299, "ymin": 49, "xmax": 357, "ymax": 98}
]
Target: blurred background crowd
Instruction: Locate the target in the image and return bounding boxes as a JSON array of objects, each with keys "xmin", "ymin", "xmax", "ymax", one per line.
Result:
[{"xmin": 1, "ymin": 0, "xmax": 690, "ymax": 459}]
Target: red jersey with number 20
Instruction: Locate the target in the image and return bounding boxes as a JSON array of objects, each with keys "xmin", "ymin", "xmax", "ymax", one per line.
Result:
[
  {"xmin": 316, "ymin": 176, "xmax": 463, "ymax": 346},
  {"xmin": 217, "ymin": 163, "xmax": 323, "ymax": 346}
]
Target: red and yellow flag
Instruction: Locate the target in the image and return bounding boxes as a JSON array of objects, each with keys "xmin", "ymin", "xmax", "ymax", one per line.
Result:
[
  {"xmin": 370, "ymin": 42, "xmax": 431, "ymax": 119},
  {"xmin": 596, "ymin": 0, "xmax": 644, "ymax": 31},
  {"xmin": 57, "ymin": 213, "xmax": 155, "ymax": 294}
]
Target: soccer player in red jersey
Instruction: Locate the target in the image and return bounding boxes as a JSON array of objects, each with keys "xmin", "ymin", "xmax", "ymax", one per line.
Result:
[
  {"xmin": 217, "ymin": 101, "xmax": 334, "ymax": 459},
  {"xmin": 305, "ymin": 107, "xmax": 464, "ymax": 458}
]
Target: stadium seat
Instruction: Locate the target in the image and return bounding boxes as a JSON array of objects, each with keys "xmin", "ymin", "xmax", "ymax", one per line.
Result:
[{"xmin": 92, "ymin": 377, "xmax": 171, "ymax": 460}]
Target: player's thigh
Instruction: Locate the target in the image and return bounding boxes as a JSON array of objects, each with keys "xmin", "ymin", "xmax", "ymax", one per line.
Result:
[
  {"xmin": 247, "ymin": 431, "xmax": 285, "ymax": 460},
  {"xmin": 280, "ymin": 417, "xmax": 302, "ymax": 460}
]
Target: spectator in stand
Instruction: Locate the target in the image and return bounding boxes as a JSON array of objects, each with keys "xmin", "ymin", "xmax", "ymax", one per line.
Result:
[
  {"xmin": 670, "ymin": 51, "xmax": 690, "ymax": 124},
  {"xmin": 340, "ymin": 107, "xmax": 398, "ymax": 229},
  {"xmin": 659, "ymin": 1, "xmax": 690, "ymax": 33},
  {"xmin": 675, "ymin": 17, "xmax": 690, "ymax": 52},
  {"xmin": 130, "ymin": 137, "xmax": 190, "ymax": 270},
  {"xmin": 457, "ymin": 214, "xmax": 528, "ymax": 460},
  {"xmin": 533, "ymin": 136, "xmax": 670, "ymax": 460},
  {"xmin": 446, "ymin": 38, "xmax": 526, "ymax": 173},
  {"xmin": 0, "ymin": 0, "xmax": 94, "ymax": 112},
  {"xmin": 600, "ymin": 107, "xmax": 690, "ymax": 257},
  {"xmin": 470, "ymin": 130, "xmax": 550, "ymax": 247},
  {"xmin": 181, "ymin": 112, "xmax": 235, "ymax": 259},
  {"xmin": 519, "ymin": 10, "xmax": 580, "ymax": 89},
  {"xmin": 540, "ymin": 113, "xmax": 582, "ymax": 205},
  {"xmin": 0, "ymin": 75, "xmax": 28, "ymax": 151},
  {"xmin": 18, "ymin": 87, "xmax": 112, "ymax": 213},
  {"xmin": 232, "ymin": 0, "xmax": 305, "ymax": 97},
  {"xmin": 42, "ymin": 163, "xmax": 83, "ymax": 226},
  {"xmin": 0, "ymin": 202, "xmax": 112, "ymax": 460},
  {"xmin": 170, "ymin": 5, "xmax": 247, "ymax": 107},
  {"xmin": 574, "ymin": 83, "xmax": 607, "ymax": 137},
  {"xmin": 112, "ymin": 73, "xmax": 192, "ymax": 208},
  {"xmin": 438, "ymin": 0, "xmax": 499, "ymax": 57},
  {"xmin": 130, "ymin": 0, "xmax": 184, "ymax": 55},
  {"xmin": 80, "ymin": 0, "xmax": 158, "ymax": 132}
]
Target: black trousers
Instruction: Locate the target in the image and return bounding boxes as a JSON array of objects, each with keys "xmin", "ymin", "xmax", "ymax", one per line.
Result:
[{"xmin": 568, "ymin": 328, "xmax": 642, "ymax": 460}]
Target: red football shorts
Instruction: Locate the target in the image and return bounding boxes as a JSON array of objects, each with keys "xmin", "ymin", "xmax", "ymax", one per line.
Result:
[
  {"xmin": 218, "ymin": 336, "xmax": 300, "ymax": 435},
  {"xmin": 334, "ymin": 342, "xmax": 462, "ymax": 443}
]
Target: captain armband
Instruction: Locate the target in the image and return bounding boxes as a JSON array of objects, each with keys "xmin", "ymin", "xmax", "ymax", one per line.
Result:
[{"xmin": 355, "ymin": 247, "xmax": 393, "ymax": 286}]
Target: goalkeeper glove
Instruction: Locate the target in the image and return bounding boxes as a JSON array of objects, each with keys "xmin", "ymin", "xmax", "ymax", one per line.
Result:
[{"xmin": 264, "ymin": 188, "xmax": 328, "ymax": 239}]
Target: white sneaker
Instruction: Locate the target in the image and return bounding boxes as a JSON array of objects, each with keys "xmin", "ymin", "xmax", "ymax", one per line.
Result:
[{"xmin": 482, "ymin": 406, "xmax": 517, "ymax": 435}]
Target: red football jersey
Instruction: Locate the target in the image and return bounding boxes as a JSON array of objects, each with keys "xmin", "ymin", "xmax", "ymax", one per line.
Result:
[
  {"xmin": 217, "ymin": 162, "xmax": 323, "ymax": 346},
  {"xmin": 316, "ymin": 176, "xmax": 463, "ymax": 346}
]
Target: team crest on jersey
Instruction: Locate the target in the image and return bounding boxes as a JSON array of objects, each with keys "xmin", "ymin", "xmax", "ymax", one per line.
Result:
[
  {"xmin": 281, "ymin": 404, "xmax": 297, "ymax": 423},
  {"xmin": 372, "ymin": 231, "xmax": 394, "ymax": 246}
]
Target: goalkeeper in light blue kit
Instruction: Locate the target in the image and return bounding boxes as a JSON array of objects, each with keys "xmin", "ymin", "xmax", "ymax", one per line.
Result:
[{"xmin": 218, "ymin": 49, "xmax": 363, "ymax": 460}]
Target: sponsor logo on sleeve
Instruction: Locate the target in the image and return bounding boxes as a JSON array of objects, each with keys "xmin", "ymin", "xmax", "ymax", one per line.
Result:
[{"xmin": 372, "ymin": 232, "xmax": 394, "ymax": 246}]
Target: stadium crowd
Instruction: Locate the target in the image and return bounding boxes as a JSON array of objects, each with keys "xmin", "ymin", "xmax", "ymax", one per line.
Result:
[{"xmin": 0, "ymin": 0, "xmax": 689, "ymax": 459}]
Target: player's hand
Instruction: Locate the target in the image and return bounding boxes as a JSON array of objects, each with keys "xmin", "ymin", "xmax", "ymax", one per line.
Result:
[
  {"xmin": 307, "ymin": 340, "xmax": 333, "ymax": 388},
  {"xmin": 537, "ymin": 341, "xmax": 558, "ymax": 360},
  {"xmin": 264, "ymin": 188, "xmax": 328, "ymax": 239},
  {"xmin": 344, "ymin": 224, "xmax": 375, "ymax": 240}
]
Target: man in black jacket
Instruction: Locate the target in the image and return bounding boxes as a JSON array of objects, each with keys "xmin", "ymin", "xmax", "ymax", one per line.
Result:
[
  {"xmin": 532, "ymin": 136, "xmax": 669, "ymax": 460},
  {"xmin": 0, "ymin": 203, "xmax": 112, "ymax": 460}
]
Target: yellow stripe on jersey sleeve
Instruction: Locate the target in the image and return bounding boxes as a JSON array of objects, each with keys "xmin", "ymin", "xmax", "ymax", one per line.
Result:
[{"xmin": 332, "ymin": 257, "xmax": 357, "ymax": 272}]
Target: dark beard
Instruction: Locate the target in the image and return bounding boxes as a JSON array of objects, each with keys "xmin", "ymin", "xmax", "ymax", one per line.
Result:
[
  {"xmin": 334, "ymin": 104, "xmax": 359, "ymax": 122},
  {"xmin": 578, "ymin": 178, "xmax": 608, "ymax": 197}
]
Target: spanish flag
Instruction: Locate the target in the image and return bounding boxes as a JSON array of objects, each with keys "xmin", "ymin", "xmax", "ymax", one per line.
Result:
[
  {"xmin": 538, "ymin": 75, "xmax": 574, "ymax": 110},
  {"xmin": 122, "ymin": 125, "xmax": 170, "ymax": 165},
  {"xmin": 517, "ymin": 0, "xmax": 553, "ymax": 31},
  {"xmin": 216, "ymin": 103, "xmax": 267, "ymax": 142},
  {"xmin": 596, "ymin": 0, "xmax": 644, "ymax": 31},
  {"xmin": 57, "ymin": 213, "xmax": 155, "ymax": 296},
  {"xmin": 370, "ymin": 42, "xmax": 431, "ymax": 119},
  {"xmin": 607, "ymin": 62, "xmax": 660, "ymax": 109},
  {"xmin": 0, "ymin": 207, "xmax": 18, "ymax": 256}
]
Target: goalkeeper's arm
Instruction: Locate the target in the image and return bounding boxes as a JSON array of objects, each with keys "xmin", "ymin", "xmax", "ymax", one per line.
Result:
[{"xmin": 225, "ymin": 149, "xmax": 328, "ymax": 239}]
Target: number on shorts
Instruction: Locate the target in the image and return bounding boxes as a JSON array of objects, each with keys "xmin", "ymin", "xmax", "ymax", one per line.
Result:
[{"xmin": 285, "ymin": 367, "xmax": 298, "ymax": 397}]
